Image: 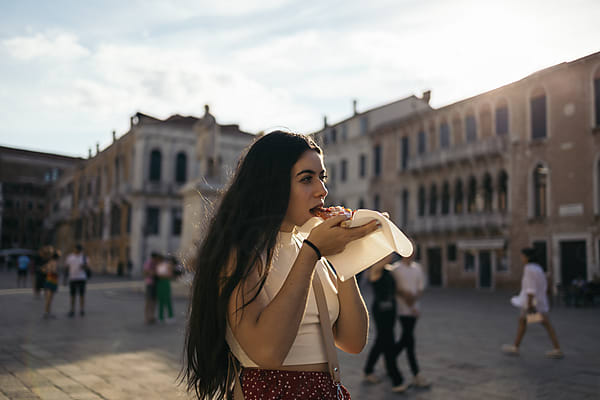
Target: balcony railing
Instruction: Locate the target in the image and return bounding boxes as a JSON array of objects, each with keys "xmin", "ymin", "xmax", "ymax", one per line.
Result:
[
  {"xmin": 408, "ymin": 212, "xmax": 508, "ymax": 234},
  {"xmin": 407, "ymin": 136, "xmax": 509, "ymax": 171}
]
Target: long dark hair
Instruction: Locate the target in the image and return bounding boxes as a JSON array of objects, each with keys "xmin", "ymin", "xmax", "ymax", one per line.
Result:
[{"xmin": 182, "ymin": 131, "xmax": 321, "ymax": 399}]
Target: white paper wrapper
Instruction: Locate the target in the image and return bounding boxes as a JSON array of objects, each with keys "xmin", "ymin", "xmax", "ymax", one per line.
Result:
[{"xmin": 298, "ymin": 209, "xmax": 413, "ymax": 281}]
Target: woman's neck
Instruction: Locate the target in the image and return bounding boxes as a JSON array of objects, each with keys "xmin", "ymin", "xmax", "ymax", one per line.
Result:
[{"xmin": 279, "ymin": 222, "xmax": 295, "ymax": 232}]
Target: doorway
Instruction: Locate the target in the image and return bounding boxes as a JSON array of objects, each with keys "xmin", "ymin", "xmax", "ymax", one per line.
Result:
[
  {"xmin": 427, "ymin": 247, "xmax": 442, "ymax": 286},
  {"xmin": 560, "ymin": 241, "xmax": 587, "ymax": 285},
  {"xmin": 478, "ymin": 250, "xmax": 492, "ymax": 288}
]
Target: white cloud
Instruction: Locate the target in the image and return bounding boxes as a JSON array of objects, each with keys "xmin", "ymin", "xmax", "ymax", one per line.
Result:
[
  {"xmin": 2, "ymin": 32, "xmax": 90, "ymax": 61},
  {"xmin": 32, "ymin": 42, "xmax": 315, "ymax": 135}
]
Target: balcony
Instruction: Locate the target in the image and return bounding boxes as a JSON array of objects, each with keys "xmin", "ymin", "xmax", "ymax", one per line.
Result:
[
  {"xmin": 407, "ymin": 136, "xmax": 509, "ymax": 171},
  {"xmin": 408, "ymin": 212, "xmax": 508, "ymax": 234}
]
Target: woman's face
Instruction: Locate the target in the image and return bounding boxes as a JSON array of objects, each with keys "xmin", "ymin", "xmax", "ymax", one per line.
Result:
[{"xmin": 281, "ymin": 150, "xmax": 328, "ymax": 231}]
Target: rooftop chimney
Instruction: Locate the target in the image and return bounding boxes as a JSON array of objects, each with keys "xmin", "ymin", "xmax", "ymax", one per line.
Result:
[
  {"xmin": 96, "ymin": 142, "xmax": 100, "ymax": 155},
  {"xmin": 88, "ymin": 148, "xmax": 92, "ymax": 159},
  {"xmin": 323, "ymin": 115, "xmax": 328, "ymax": 129},
  {"xmin": 352, "ymin": 99, "xmax": 358, "ymax": 115},
  {"xmin": 422, "ymin": 90, "xmax": 431, "ymax": 104},
  {"xmin": 204, "ymin": 104, "xmax": 210, "ymax": 115},
  {"xmin": 112, "ymin": 130, "xmax": 116, "ymax": 142}
]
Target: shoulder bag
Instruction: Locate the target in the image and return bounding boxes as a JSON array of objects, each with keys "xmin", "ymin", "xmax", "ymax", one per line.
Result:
[{"xmin": 231, "ymin": 265, "xmax": 343, "ymax": 399}]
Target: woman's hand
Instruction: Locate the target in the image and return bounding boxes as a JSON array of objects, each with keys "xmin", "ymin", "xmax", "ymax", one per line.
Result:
[{"xmin": 307, "ymin": 214, "xmax": 379, "ymax": 257}]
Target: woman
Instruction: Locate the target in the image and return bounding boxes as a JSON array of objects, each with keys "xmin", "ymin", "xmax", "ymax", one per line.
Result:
[
  {"xmin": 502, "ymin": 248, "xmax": 563, "ymax": 358},
  {"xmin": 363, "ymin": 254, "xmax": 407, "ymax": 393},
  {"xmin": 183, "ymin": 131, "xmax": 378, "ymax": 399},
  {"xmin": 43, "ymin": 251, "xmax": 60, "ymax": 319},
  {"xmin": 156, "ymin": 256, "xmax": 175, "ymax": 323}
]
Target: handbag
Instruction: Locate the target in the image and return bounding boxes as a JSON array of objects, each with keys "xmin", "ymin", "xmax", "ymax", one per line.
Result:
[{"xmin": 231, "ymin": 263, "xmax": 343, "ymax": 399}]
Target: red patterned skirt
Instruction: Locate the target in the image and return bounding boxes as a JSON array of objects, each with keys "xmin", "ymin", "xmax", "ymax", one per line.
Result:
[{"xmin": 241, "ymin": 368, "xmax": 351, "ymax": 400}]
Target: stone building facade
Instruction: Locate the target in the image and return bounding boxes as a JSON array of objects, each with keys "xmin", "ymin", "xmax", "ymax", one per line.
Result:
[
  {"xmin": 0, "ymin": 146, "xmax": 81, "ymax": 251},
  {"xmin": 370, "ymin": 51, "xmax": 600, "ymax": 290},
  {"xmin": 47, "ymin": 106, "xmax": 253, "ymax": 275},
  {"xmin": 312, "ymin": 95, "xmax": 432, "ymax": 209},
  {"xmin": 178, "ymin": 112, "xmax": 254, "ymax": 262}
]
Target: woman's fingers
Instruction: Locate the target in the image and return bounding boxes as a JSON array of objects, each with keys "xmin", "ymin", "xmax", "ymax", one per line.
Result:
[
  {"xmin": 345, "ymin": 219, "xmax": 379, "ymax": 241},
  {"xmin": 321, "ymin": 214, "xmax": 350, "ymax": 227}
]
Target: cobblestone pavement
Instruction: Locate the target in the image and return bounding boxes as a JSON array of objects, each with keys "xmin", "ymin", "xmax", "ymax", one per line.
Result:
[{"xmin": 1, "ymin": 272, "xmax": 599, "ymax": 399}]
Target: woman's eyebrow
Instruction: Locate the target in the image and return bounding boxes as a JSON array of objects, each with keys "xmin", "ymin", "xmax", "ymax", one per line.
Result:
[
  {"xmin": 295, "ymin": 169, "xmax": 325, "ymax": 176},
  {"xmin": 295, "ymin": 169, "xmax": 316, "ymax": 176}
]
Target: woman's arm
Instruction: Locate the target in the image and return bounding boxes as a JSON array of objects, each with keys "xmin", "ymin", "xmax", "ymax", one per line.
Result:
[
  {"xmin": 228, "ymin": 244, "xmax": 320, "ymax": 369},
  {"xmin": 228, "ymin": 215, "xmax": 378, "ymax": 368},
  {"xmin": 333, "ymin": 276, "xmax": 368, "ymax": 353}
]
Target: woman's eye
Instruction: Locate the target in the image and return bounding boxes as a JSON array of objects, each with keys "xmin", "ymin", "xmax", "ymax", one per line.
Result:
[
  {"xmin": 301, "ymin": 176, "xmax": 312, "ymax": 183},
  {"xmin": 320, "ymin": 175, "xmax": 328, "ymax": 183}
]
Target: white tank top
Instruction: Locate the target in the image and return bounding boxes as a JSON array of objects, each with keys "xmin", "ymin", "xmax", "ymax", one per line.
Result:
[{"xmin": 226, "ymin": 229, "xmax": 340, "ymax": 366}]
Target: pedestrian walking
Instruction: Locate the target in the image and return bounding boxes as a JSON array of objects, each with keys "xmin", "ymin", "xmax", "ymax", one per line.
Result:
[
  {"xmin": 66, "ymin": 244, "xmax": 88, "ymax": 317},
  {"xmin": 182, "ymin": 131, "xmax": 379, "ymax": 399},
  {"xmin": 156, "ymin": 255, "xmax": 175, "ymax": 323},
  {"xmin": 502, "ymin": 248, "xmax": 564, "ymax": 358},
  {"xmin": 390, "ymin": 253, "xmax": 431, "ymax": 388},
  {"xmin": 43, "ymin": 251, "xmax": 60, "ymax": 318},
  {"xmin": 144, "ymin": 252, "xmax": 161, "ymax": 324},
  {"xmin": 17, "ymin": 254, "xmax": 30, "ymax": 287},
  {"xmin": 363, "ymin": 253, "xmax": 408, "ymax": 393}
]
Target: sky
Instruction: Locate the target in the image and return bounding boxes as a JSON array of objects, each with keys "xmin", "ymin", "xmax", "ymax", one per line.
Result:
[{"xmin": 0, "ymin": 0, "xmax": 599, "ymax": 157}]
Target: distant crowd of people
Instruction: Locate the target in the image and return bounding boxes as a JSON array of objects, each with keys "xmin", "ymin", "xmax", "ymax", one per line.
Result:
[
  {"xmin": 12, "ymin": 245, "xmax": 183, "ymax": 323},
  {"xmin": 14, "ymin": 244, "xmax": 90, "ymax": 318}
]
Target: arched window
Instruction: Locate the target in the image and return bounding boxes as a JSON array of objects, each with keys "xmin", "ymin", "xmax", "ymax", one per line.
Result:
[
  {"xmin": 479, "ymin": 105, "xmax": 492, "ymax": 138},
  {"xmin": 454, "ymin": 179, "xmax": 463, "ymax": 214},
  {"xmin": 452, "ymin": 113, "xmax": 462, "ymax": 144},
  {"xmin": 441, "ymin": 181, "xmax": 450, "ymax": 215},
  {"xmin": 418, "ymin": 130, "xmax": 426, "ymax": 154},
  {"xmin": 533, "ymin": 164, "xmax": 548, "ymax": 217},
  {"xmin": 429, "ymin": 184, "xmax": 438, "ymax": 215},
  {"xmin": 418, "ymin": 185, "xmax": 426, "ymax": 217},
  {"xmin": 495, "ymin": 99, "xmax": 509, "ymax": 135},
  {"xmin": 149, "ymin": 149, "xmax": 161, "ymax": 182},
  {"xmin": 594, "ymin": 68, "xmax": 600, "ymax": 127},
  {"xmin": 207, "ymin": 157, "xmax": 215, "ymax": 177},
  {"xmin": 110, "ymin": 204, "xmax": 121, "ymax": 236},
  {"xmin": 531, "ymin": 88, "xmax": 547, "ymax": 139},
  {"xmin": 439, "ymin": 121, "xmax": 450, "ymax": 149},
  {"xmin": 467, "ymin": 176, "xmax": 477, "ymax": 213},
  {"xmin": 115, "ymin": 156, "xmax": 121, "ymax": 187},
  {"xmin": 498, "ymin": 171, "xmax": 508, "ymax": 213},
  {"xmin": 483, "ymin": 173, "xmax": 493, "ymax": 212},
  {"xmin": 401, "ymin": 189, "xmax": 409, "ymax": 227},
  {"xmin": 465, "ymin": 113, "xmax": 477, "ymax": 143},
  {"xmin": 175, "ymin": 152, "xmax": 187, "ymax": 184}
]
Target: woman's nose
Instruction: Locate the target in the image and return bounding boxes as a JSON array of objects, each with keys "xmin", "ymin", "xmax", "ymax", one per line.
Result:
[{"xmin": 316, "ymin": 180, "xmax": 328, "ymax": 198}]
